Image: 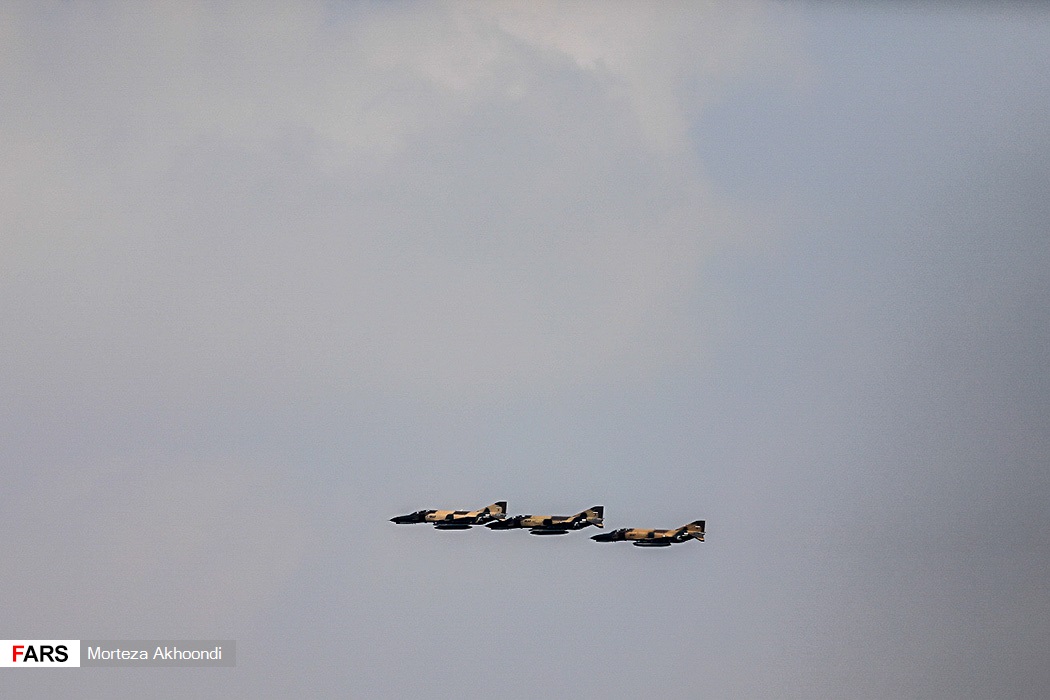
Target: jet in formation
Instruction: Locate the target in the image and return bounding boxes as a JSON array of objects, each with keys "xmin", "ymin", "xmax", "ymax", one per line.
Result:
[
  {"xmin": 486, "ymin": 506, "xmax": 604, "ymax": 535},
  {"xmin": 591, "ymin": 520, "xmax": 706, "ymax": 547},
  {"xmin": 390, "ymin": 501, "xmax": 506, "ymax": 529}
]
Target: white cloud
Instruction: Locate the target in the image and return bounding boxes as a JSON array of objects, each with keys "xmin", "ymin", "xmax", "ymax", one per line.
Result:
[
  {"xmin": 486, "ymin": 0, "xmax": 802, "ymax": 151},
  {"xmin": 0, "ymin": 2, "xmax": 803, "ymax": 398}
]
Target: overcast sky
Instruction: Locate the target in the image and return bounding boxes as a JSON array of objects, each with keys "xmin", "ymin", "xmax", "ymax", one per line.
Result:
[{"xmin": 3, "ymin": 3, "xmax": 1049, "ymax": 698}]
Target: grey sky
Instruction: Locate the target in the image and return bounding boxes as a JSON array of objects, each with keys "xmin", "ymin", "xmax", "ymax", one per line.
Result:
[{"xmin": 2, "ymin": 3, "xmax": 1048, "ymax": 698}]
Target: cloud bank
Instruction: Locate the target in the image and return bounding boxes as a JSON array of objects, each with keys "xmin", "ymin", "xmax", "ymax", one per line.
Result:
[{"xmin": 1, "ymin": 1, "xmax": 801, "ymax": 398}]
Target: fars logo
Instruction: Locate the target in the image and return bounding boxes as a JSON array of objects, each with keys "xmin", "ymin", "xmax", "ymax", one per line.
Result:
[{"xmin": 0, "ymin": 640, "xmax": 80, "ymax": 668}]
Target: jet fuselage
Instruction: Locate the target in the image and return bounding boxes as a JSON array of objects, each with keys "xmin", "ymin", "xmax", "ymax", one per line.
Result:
[
  {"xmin": 390, "ymin": 502, "xmax": 507, "ymax": 529},
  {"xmin": 485, "ymin": 507, "xmax": 604, "ymax": 535},
  {"xmin": 591, "ymin": 520, "xmax": 705, "ymax": 547}
]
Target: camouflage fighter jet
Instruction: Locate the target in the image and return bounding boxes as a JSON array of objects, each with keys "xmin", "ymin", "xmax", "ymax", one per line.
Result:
[
  {"xmin": 390, "ymin": 501, "xmax": 507, "ymax": 529},
  {"xmin": 591, "ymin": 519, "xmax": 705, "ymax": 547},
  {"xmin": 486, "ymin": 506, "xmax": 604, "ymax": 535}
]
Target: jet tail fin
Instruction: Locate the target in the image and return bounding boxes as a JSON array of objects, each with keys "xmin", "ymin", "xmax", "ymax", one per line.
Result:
[
  {"xmin": 486, "ymin": 501, "xmax": 507, "ymax": 517},
  {"xmin": 575, "ymin": 505, "xmax": 604, "ymax": 528},
  {"xmin": 682, "ymin": 519, "xmax": 705, "ymax": 542}
]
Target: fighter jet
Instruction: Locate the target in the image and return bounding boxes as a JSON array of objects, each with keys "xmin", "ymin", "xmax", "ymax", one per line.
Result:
[
  {"xmin": 390, "ymin": 501, "xmax": 507, "ymax": 529},
  {"xmin": 486, "ymin": 506, "xmax": 604, "ymax": 535},
  {"xmin": 591, "ymin": 519, "xmax": 705, "ymax": 547}
]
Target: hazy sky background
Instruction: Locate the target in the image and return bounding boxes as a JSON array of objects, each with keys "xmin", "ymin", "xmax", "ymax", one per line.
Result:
[{"xmin": 2, "ymin": 2, "xmax": 1048, "ymax": 698}]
